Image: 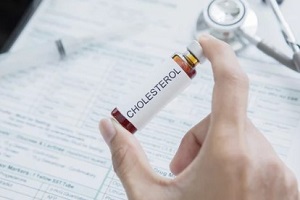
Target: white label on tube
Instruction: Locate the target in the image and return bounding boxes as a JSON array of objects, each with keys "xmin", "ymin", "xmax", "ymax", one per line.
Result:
[{"xmin": 117, "ymin": 58, "xmax": 192, "ymax": 130}]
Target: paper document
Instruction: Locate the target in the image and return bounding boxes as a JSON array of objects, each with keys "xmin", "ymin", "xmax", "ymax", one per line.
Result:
[
  {"xmin": 0, "ymin": 23, "xmax": 141, "ymax": 77},
  {"xmin": 0, "ymin": 0, "xmax": 300, "ymax": 199}
]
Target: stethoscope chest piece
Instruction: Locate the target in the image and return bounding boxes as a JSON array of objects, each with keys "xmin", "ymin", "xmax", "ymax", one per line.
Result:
[{"xmin": 195, "ymin": 0, "xmax": 258, "ymax": 51}]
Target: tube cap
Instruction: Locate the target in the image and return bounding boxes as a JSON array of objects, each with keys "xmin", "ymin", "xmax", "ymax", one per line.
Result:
[{"xmin": 187, "ymin": 40, "xmax": 206, "ymax": 64}]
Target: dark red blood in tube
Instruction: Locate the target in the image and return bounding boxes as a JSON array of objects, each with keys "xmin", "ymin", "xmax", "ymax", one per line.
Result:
[{"xmin": 111, "ymin": 108, "xmax": 137, "ymax": 134}]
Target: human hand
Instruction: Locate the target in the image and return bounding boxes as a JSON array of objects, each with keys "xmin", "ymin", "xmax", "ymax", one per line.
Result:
[{"xmin": 99, "ymin": 35, "xmax": 300, "ymax": 200}]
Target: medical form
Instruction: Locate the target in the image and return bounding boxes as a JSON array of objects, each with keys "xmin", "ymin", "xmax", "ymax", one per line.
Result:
[{"xmin": 0, "ymin": 0, "xmax": 300, "ymax": 199}]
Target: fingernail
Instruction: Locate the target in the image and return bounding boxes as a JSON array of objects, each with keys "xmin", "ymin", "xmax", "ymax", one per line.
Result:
[
  {"xmin": 199, "ymin": 34, "xmax": 214, "ymax": 41},
  {"xmin": 200, "ymin": 33, "xmax": 210, "ymax": 38},
  {"xmin": 99, "ymin": 118, "xmax": 117, "ymax": 146}
]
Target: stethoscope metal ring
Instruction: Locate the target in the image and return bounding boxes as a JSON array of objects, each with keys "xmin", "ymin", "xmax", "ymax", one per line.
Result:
[
  {"xmin": 203, "ymin": 0, "xmax": 247, "ymax": 31},
  {"xmin": 195, "ymin": 0, "xmax": 257, "ymax": 52}
]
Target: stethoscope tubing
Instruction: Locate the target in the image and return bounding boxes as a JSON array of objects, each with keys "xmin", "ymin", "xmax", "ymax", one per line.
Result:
[
  {"xmin": 238, "ymin": 29, "xmax": 297, "ymax": 71},
  {"xmin": 197, "ymin": 0, "xmax": 300, "ymax": 72}
]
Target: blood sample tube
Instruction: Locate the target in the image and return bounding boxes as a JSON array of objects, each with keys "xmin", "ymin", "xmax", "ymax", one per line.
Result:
[{"xmin": 111, "ymin": 40, "xmax": 206, "ymax": 133}]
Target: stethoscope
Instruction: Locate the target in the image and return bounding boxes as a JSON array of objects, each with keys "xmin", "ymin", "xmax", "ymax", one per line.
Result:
[{"xmin": 194, "ymin": 0, "xmax": 300, "ymax": 72}]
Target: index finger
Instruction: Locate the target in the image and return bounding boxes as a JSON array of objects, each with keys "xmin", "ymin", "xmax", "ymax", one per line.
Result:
[{"xmin": 199, "ymin": 35, "xmax": 249, "ymax": 130}]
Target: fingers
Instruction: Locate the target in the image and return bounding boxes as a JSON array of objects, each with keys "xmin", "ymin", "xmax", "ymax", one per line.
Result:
[
  {"xmin": 171, "ymin": 36, "xmax": 250, "ymax": 174},
  {"xmin": 99, "ymin": 118, "xmax": 160, "ymax": 195},
  {"xmin": 170, "ymin": 115, "xmax": 210, "ymax": 175},
  {"xmin": 199, "ymin": 35, "xmax": 249, "ymax": 134}
]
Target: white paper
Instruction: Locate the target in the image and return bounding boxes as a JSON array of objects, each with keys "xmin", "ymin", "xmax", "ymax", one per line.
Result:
[{"xmin": 0, "ymin": 0, "xmax": 300, "ymax": 199}]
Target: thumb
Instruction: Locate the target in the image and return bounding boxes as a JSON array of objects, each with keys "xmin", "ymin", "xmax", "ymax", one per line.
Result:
[{"xmin": 99, "ymin": 118, "xmax": 159, "ymax": 196}]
